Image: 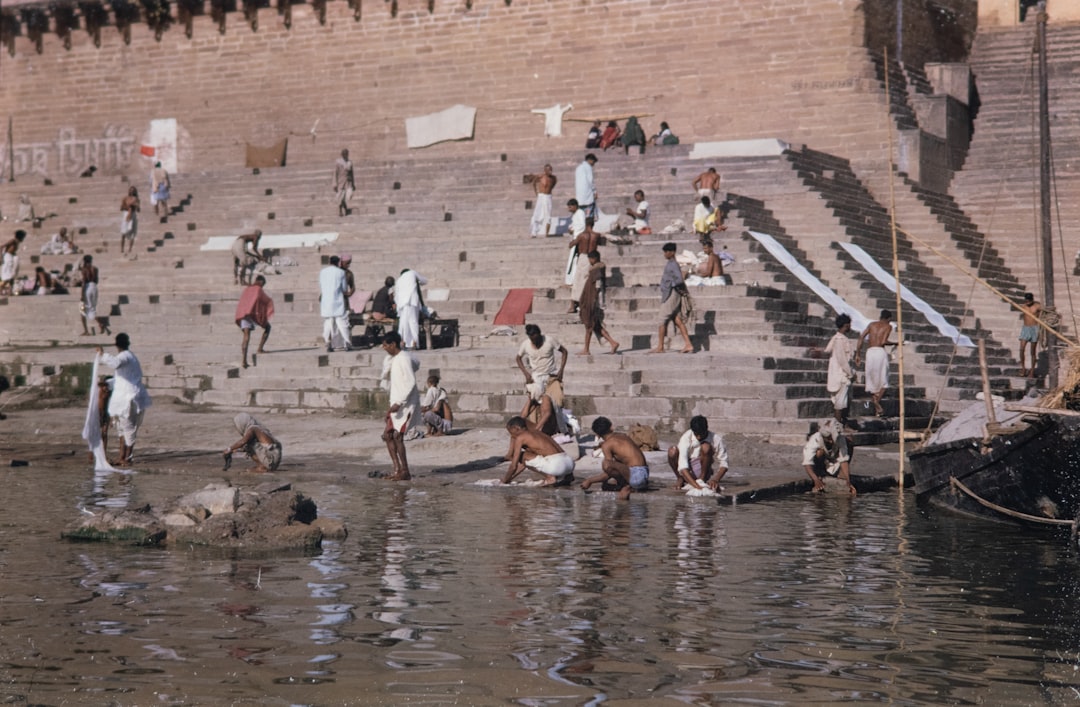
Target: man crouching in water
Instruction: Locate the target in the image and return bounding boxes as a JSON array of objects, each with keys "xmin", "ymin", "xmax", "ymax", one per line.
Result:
[
  {"xmin": 501, "ymin": 416, "xmax": 575, "ymax": 487},
  {"xmin": 582, "ymin": 416, "xmax": 649, "ymax": 500}
]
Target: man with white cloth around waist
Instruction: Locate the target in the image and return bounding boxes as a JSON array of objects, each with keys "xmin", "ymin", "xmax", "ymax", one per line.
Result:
[
  {"xmin": 855, "ymin": 309, "xmax": 895, "ymax": 418},
  {"xmin": 380, "ymin": 332, "xmax": 420, "ymax": 481},
  {"xmin": 96, "ymin": 333, "xmax": 152, "ymax": 467}
]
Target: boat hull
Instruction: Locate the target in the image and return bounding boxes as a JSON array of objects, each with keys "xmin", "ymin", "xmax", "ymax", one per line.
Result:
[{"xmin": 907, "ymin": 415, "xmax": 1080, "ymax": 524}]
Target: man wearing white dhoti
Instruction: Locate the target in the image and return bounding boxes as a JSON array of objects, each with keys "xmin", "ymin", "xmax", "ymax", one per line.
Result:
[
  {"xmin": 855, "ymin": 309, "xmax": 895, "ymax": 417},
  {"xmin": 96, "ymin": 333, "xmax": 152, "ymax": 467},
  {"xmin": 825, "ymin": 313, "xmax": 855, "ymax": 427},
  {"xmin": 319, "ymin": 256, "xmax": 351, "ymax": 352},
  {"xmin": 529, "ymin": 164, "xmax": 557, "ymax": 238},
  {"xmin": 395, "ymin": 267, "xmax": 428, "ymax": 350},
  {"xmin": 79, "ymin": 255, "xmax": 110, "ymax": 336},
  {"xmin": 120, "ymin": 187, "xmax": 140, "ymax": 255},
  {"xmin": 380, "ymin": 332, "xmax": 420, "ymax": 481},
  {"xmin": 0, "ymin": 230, "xmax": 26, "ymax": 296}
]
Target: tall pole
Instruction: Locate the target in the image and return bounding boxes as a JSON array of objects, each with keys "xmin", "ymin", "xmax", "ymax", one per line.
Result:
[
  {"xmin": 1036, "ymin": 3, "xmax": 1056, "ymax": 386},
  {"xmin": 883, "ymin": 46, "xmax": 906, "ymax": 491},
  {"xmin": 7, "ymin": 117, "xmax": 13, "ymax": 183}
]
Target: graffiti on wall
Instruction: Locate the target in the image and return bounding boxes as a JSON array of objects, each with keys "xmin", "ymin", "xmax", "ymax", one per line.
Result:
[{"xmin": 0, "ymin": 125, "xmax": 137, "ymax": 179}]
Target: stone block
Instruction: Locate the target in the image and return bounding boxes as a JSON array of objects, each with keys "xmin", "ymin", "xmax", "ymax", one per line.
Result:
[{"xmin": 254, "ymin": 390, "xmax": 301, "ymax": 406}]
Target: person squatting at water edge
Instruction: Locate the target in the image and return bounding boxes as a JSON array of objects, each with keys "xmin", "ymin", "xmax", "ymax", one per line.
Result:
[
  {"xmin": 802, "ymin": 419, "xmax": 856, "ymax": 496},
  {"xmin": 501, "ymin": 416, "xmax": 576, "ymax": 487},
  {"xmin": 582, "ymin": 416, "xmax": 649, "ymax": 500},
  {"xmin": 667, "ymin": 415, "xmax": 729, "ymax": 491},
  {"xmin": 95, "ymin": 333, "xmax": 152, "ymax": 467},
  {"xmin": 223, "ymin": 413, "xmax": 282, "ymax": 473}
]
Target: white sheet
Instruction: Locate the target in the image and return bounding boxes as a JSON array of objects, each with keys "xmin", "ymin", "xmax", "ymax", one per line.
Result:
[
  {"xmin": 406, "ymin": 104, "xmax": 477, "ymax": 148},
  {"xmin": 746, "ymin": 230, "xmax": 872, "ymax": 332},
  {"xmin": 838, "ymin": 242, "xmax": 974, "ymax": 348},
  {"xmin": 81, "ymin": 355, "xmax": 118, "ymax": 472},
  {"xmin": 200, "ymin": 232, "xmax": 339, "ymax": 251}
]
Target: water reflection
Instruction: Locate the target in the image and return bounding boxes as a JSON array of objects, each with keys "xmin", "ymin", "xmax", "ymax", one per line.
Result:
[{"xmin": 3, "ymin": 471, "xmax": 1080, "ymax": 704}]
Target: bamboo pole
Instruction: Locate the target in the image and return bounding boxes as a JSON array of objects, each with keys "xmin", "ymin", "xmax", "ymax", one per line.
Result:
[
  {"xmin": 883, "ymin": 46, "xmax": 906, "ymax": 490},
  {"xmin": 978, "ymin": 339, "xmax": 997, "ymax": 442}
]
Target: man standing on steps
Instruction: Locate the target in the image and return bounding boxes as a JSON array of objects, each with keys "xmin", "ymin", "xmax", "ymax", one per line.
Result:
[
  {"xmin": 575, "ymin": 153, "xmax": 598, "ymax": 220},
  {"xmin": 333, "ymin": 149, "xmax": 355, "ymax": 217},
  {"xmin": 692, "ymin": 167, "xmax": 721, "ymax": 202},
  {"xmin": 79, "ymin": 255, "xmax": 111, "ymax": 337},
  {"xmin": 395, "ymin": 267, "xmax": 429, "ymax": 350},
  {"xmin": 529, "ymin": 163, "xmax": 557, "ymax": 238},
  {"xmin": 235, "ymin": 275, "xmax": 274, "ymax": 369},
  {"xmin": 319, "ymin": 255, "xmax": 351, "ymax": 352},
  {"xmin": 855, "ymin": 309, "xmax": 895, "ymax": 417},
  {"xmin": 120, "ymin": 186, "xmax": 140, "ymax": 256},
  {"xmin": 96, "ymin": 333, "xmax": 152, "ymax": 468},
  {"xmin": 651, "ymin": 242, "xmax": 693, "ymax": 354},
  {"xmin": 1017, "ymin": 292, "xmax": 1043, "ymax": 378},
  {"xmin": 825, "ymin": 313, "xmax": 856, "ymax": 428}
]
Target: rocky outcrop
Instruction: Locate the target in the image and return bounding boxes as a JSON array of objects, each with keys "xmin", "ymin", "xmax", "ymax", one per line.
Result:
[{"xmin": 62, "ymin": 481, "xmax": 346, "ymax": 552}]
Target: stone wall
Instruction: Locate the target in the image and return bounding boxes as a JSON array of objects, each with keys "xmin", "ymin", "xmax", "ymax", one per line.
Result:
[{"xmin": 0, "ymin": 0, "xmax": 942, "ymax": 179}]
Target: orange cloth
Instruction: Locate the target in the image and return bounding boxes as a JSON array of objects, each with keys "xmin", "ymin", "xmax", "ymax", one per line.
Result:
[
  {"xmin": 493, "ymin": 288, "xmax": 534, "ymax": 326},
  {"xmin": 235, "ymin": 285, "xmax": 274, "ymax": 327}
]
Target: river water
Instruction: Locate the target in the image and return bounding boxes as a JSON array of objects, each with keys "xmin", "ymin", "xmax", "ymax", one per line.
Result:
[{"xmin": 2, "ymin": 464, "xmax": 1079, "ymax": 706}]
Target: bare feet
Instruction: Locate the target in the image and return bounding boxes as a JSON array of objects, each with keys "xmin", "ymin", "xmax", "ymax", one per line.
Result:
[
  {"xmin": 608, "ymin": 342, "xmax": 620, "ymax": 354},
  {"xmin": 1019, "ymin": 368, "xmax": 1028, "ymax": 377},
  {"xmin": 242, "ymin": 361, "xmax": 249, "ymax": 369},
  {"xmin": 618, "ymin": 486, "xmax": 633, "ymax": 500},
  {"xmin": 576, "ymin": 350, "xmax": 590, "ymax": 356},
  {"xmin": 248, "ymin": 465, "xmax": 268, "ymax": 473},
  {"xmin": 680, "ymin": 346, "xmax": 694, "ymax": 354},
  {"xmin": 256, "ymin": 348, "xmax": 267, "ymax": 354},
  {"xmin": 648, "ymin": 348, "xmax": 665, "ymax": 354},
  {"xmin": 873, "ymin": 402, "xmax": 884, "ymax": 417},
  {"xmin": 387, "ymin": 472, "xmax": 412, "ymax": 481}
]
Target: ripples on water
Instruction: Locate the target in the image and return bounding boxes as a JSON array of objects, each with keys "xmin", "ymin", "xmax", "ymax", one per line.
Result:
[{"xmin": 1, "ymin": 468, "xmax": 1079, "ymax": 705}]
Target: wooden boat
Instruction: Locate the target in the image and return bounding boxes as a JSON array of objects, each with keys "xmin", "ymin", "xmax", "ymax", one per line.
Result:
[
  {"xmin": 908, "ymin": 402, "xmax": 1080, "ymax": 528},
  {"xmin": 907, "ymin": 6, "xmax": 1080, "ymax": 532}
]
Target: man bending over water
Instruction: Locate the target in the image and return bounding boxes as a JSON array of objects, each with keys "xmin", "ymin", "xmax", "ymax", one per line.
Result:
[
  {"xmin": 583, "ymin": 416, "xmax": 649, "ymax": 500},
  {"xmin": 501, "ymin": 416, "xmax": 575, "ymax": 487}
]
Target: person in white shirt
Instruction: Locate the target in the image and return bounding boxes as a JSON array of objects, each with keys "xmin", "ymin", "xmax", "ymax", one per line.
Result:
[
  {"xmin": 96, "ymin": 333, "xmax": 152, "ymax": 467},
  {"xmin": 394, "ymin": 267, "xmax": 429, "ymax": 350},
  {"xmin": 666, "ymin": 415, "xmax": 728, "ymax": 490},
  {"xmin": 574, "ymin": 154, "xmax": 597, "ymax": 219},
  {"xmin": 319, "ymin": 256, "xmax": 351, "ymax": 352}
]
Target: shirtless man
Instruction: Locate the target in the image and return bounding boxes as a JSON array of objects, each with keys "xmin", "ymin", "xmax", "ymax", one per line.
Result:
[
  {"xmin": 502, "ymin": 416, "xmax": 575, "ymax": 486},
  {"xmin": 334, "ymin": 149, "xmax": 355, "ymax": 217},
  {"xmin": 529, "ymin": 164, "xmax": 558, "ymax": 238},
  {"xmin": 696, "ymin": 240, "xmax": 724, "ymax": 278},
  {"xmin": 692, "ymin": 167, "xmax": 721, "ymax": 202},
  {"xmin": 79, "ymin": 255, "xmax": 111, "ymax": 336},
  {"xmin": 1017, "ymin": 292, "xmax": 1043, "ymax": 378},
  {"xmin": 120, "ymin": 187, "xmax": 140, "ymax": 255},
  {"xmin": 855, "ymin": 309, "xmax": 896, "ymax": 417},
  {"xmin": 567, "ymin": 217, "xmax": 602, "ymax": 313},
  {"xmin": 232, "ymin": 230, "xmax": 264, "ymax": 286},
  {"xmin": 583, "ymin": 416, "xmax": 649, "ymax": 500}
]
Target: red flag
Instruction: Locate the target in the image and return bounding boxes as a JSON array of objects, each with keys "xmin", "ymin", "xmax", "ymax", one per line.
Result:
[{"xmin": 140, "ymin": 145, "xmax": 155, "ymax": 157}]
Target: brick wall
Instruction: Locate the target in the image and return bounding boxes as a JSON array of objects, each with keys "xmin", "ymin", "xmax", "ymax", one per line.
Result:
[{"xmin": 1, "ymin": 0, "xmax": 923, "ymax": 179}]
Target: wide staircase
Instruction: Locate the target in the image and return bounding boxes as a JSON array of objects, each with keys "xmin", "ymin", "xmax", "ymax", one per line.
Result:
[
  {"xmin": 0, "ymin": 138, "xmax": 1034, "ymax": 443},
  {"xmin": 951, "ymin": 20, "xmax": 1080, "ymax": 317}
]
